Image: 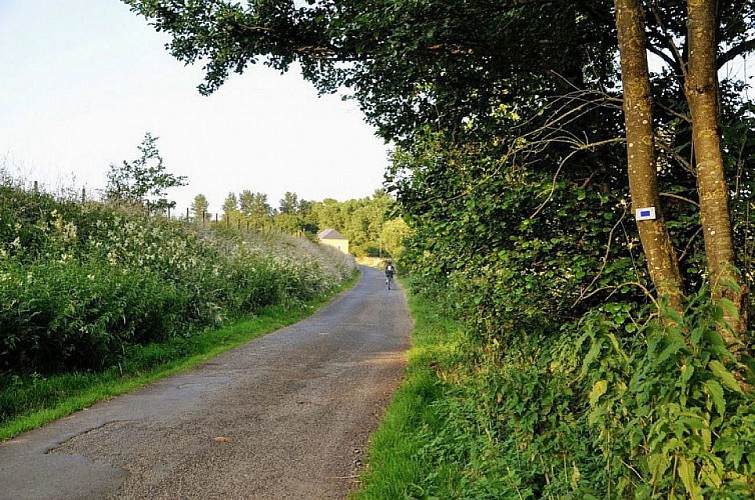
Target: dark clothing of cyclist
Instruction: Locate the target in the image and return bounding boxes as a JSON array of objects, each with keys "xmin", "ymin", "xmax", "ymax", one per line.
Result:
[
  {"xmin": 385, "ymin": 264, "xmax": 395, "ymax": 278},
  {"xmin": 385, "ymin": 264, "xmax": 396, "ymax": 289}
]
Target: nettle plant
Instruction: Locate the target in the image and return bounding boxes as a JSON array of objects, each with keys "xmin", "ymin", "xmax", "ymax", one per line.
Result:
[{"xmin": 581, "ymin": 291, "xmax": 755, "ymax": 497}]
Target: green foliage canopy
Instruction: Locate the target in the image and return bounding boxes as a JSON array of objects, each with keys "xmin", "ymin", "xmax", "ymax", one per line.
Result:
[{"xmin": 124, "ymin": 2, "xmax": 755, "ymax": 495}]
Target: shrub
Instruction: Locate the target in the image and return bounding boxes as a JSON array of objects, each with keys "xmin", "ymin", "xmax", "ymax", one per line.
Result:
[
  {"xmin": 0, "ymin": 186, "xmax": 356, "ymax": 374},
  {"xmin": 391, "ymin": 282, "xmax": 754, "ymax": 498}
]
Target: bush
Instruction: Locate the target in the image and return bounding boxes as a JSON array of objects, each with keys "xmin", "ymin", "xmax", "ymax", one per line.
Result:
[
  {"xmin": 580, "ymin": 291, "xmax": 755, "ymax": 496},
  {"xmin": 380, "ymin": 282, "xmax": 754, "ymax": 498},
  {"xmin": 0, "ymin": 186, "xmax": 356, "ymax": 374},
  {"xmin": 0, "ymin": 259, "xmax": 188, "ymax": 371}
]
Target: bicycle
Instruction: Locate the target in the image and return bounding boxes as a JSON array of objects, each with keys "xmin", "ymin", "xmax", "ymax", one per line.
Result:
[{"xmin": 386, "ymin": 274, "xmax": 395, "ymax": 290}]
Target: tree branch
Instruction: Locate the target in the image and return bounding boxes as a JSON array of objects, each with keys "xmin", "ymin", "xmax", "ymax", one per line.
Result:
[
  {"xmin": 717, "ymin": 38, "xmax": 755, "ymax": 69},
  {"xmin": 647, "ymin": 2, "xmax": 686, "ymax": 78},
  {"xmin": 573, "ymin": 0, "xmax": 615, "ymax": 28},
  {"xmin": 659, "ymin": 192, "xmax": 699, "ymax": 207},
  {"xmin": 647, "ymin": 45, "xmax": 680, "ymax": 73}
]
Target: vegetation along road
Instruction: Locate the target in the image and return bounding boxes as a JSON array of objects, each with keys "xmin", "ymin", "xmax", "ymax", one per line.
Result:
[{"xmin": 0, "ymin": 266, "xmax": 411, "ymax": 499}]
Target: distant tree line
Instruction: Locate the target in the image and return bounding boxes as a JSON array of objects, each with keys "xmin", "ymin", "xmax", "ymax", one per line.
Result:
[
  {"xmin": 191, "ymin": 189, "xmax": 410, "ymax": 258},
  {"xmin": 103, "ymin": 133, "xmax": 408, "ymax": 259}
]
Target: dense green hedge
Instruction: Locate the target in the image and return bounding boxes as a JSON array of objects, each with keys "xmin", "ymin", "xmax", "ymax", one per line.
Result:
[{"xmin": 390, "ymin": 133, "xmax": 754, "ymax": 496}]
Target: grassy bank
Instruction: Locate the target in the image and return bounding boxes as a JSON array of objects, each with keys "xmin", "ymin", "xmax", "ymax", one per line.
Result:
[
  {"xmin": 355, "ymin": 281, "xmax": 471, "ymax": 498},
  {"xmin": 1, "ymin": 184, "xmax": 357, "ymax": 376},
  {"xmin": 358, "ymin": 280, "xmax": 755, "ymax": 498},
  {"xmin": 0, "ymin": 271, "xmax": 358, "ymax": 442},
  {"xmin": 356, "ymin": 281, "xmax": 597, "ymax": 498}
]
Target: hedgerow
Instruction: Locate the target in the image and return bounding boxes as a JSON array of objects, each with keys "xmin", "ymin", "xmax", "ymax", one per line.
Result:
[
  {"xmin": 374, "ymin": 281, "xmax": 754, "ymax": 498},
  {"xmin": 0, "ymin": 183, "xmax": 355, "ymax": 374},
  {"xmin": 387, "ymin": 131, "xmax": 754, "ymax": 497}
]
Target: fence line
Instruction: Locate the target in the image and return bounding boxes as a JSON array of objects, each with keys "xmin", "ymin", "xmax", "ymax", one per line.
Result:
[{"xmin": 5, "ymin": 181, "xmax": 310, "ymax": 239}]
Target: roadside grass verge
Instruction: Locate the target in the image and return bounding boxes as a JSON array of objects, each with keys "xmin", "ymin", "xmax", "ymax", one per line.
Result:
[
  {"xmin": 0, "ymin": 271, "xmax": 359, "ymax": 442},
  {"xmin": 355, "ymin": 282, "xmax": 470, "ymax": 499},
  {"xmin": 358, "ymin": 281, "xmax": 755, "ymax": 497}
]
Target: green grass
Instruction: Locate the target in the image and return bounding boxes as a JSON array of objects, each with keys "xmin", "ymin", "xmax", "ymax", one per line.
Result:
[
  {"xmin": 354, "ymin": 281, "xmax": 470, "ymax": 499},
  {"xmin": 0, "ymin": 271, "xmax": 359, "ymax": 442}
]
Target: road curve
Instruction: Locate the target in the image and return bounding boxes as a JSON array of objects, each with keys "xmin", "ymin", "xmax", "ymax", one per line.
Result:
[{"xmin": 0, "ymin": 266, "xmax": 412, "ymax": 499}]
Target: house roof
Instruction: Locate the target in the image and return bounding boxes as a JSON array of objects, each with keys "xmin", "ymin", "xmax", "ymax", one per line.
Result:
[{"xmin": 317, "ymin": 228, "xmax": 347, "ymax": 240}]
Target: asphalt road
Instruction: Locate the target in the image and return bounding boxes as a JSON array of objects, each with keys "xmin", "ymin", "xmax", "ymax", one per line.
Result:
[{"xmin": 0, "ymin": 266, "xmax": 412, "ymax": 499}]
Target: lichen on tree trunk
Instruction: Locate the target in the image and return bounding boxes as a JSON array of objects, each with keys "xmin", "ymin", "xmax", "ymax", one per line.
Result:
[
  {"xmin": 685, "ymin": 0, "xmax": 748, "ymax": 343},
  {"xmin": 614, "ymin": 0, "xmax": 684, "ymax": 312}
]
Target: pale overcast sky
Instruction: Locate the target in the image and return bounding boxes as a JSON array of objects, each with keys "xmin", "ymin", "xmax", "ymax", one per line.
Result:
[{"xmin": 0, "ymin": 0, "xmax": 390, "ymax": 214}]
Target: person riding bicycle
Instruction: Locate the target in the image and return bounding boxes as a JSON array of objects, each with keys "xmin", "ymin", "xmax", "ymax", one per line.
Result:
[{"xmin": 385, "ymin": 261, "xmax": 395, "ymax": 288}]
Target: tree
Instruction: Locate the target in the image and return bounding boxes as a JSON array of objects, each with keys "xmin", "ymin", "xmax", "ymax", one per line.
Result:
[
  {"xmin": 684, "ymin": 0, "xmax": 748, "ymax": 338},
  {"xmin": 222, "ymin": 192, "xmax": 238, "ymax": 221},
  {"xmin": 381, "ymin": 217, "xmax": 411, "ymax": 258},
  {"xmin": 612, "ymin": 0, "xmax": 750, "ymax": 342},
  {"xmin": 311, "ymin": 198, "xmax": 346, "ymax": 233},
  {"xmin": 238, "ymin": 189, "xmax": 255, "ymax": 217},
  {"xmin": 298, "ymin": 199, "xmax": 314, "ymax": 218},
  {"xmin": 308, "ymin": 191, "xmax": 397, "ymax": 256},
  {"xmin": 613, "ymin": 0, "xmax": 684, "ymax": 311},
  {"xmin": 279, "ymin": 191, "xmax": 299, "ymax": 215},
  {"xmin": 191, "ymin": 193, "xmax": 209, "ymax": 222},
  {"xmin": 239, "ymin": 190, "xmax": 272, "ymax": 227},
  {"xmin": 296, "ymin": 199, "xmax": 318, "ymax": 234},
  {"xmin": 105, "ymin": 132, "xmax": 187, "ymax": 212},
  {"xmin": 271, "ymin": 193, "xmax": 321, "ymax": 235},
  {"xmin": 272, "ymin": 212, "xmax": 302, "ymax": 234},
  {"xmin": 122, "ymin": 1, "xmax": 611, "ymax": 143},
  {"xmin": 124, "ymin": 0, "xmax": 754, "ymax": 333}
]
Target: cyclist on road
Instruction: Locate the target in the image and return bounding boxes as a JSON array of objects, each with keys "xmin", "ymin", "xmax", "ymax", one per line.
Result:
[{"xmin": 385, "ymin": 261, "xmax": 395, "ymax": 289}]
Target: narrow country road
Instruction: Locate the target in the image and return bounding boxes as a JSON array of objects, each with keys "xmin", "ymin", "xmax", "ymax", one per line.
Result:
[{"xmin": 0, "ymin": 266, "xmax": 412, "ymax": 499}]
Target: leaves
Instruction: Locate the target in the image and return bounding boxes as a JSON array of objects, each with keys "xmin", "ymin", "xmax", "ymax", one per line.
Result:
[
  {"xmin": 703, "ymin": 380, "xmax": 725, "ymax": 416},
  {"xmin": 678, "ymin": 457, "xmax": 702, "ymax": 499},
  {"xmin": 708, "ymin": 360, "xmax": 743, "ymax": 394},
  {"xmin": 589, "ymin": 379, "xmax": 608, "ymax": 406}
]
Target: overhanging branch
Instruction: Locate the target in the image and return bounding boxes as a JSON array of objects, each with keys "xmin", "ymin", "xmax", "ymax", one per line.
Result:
[{"xmin": 717, "ymin": 38, "xmax": 755, "ymax": 69}]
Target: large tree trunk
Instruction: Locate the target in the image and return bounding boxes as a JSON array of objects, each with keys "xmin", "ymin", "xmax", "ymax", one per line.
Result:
[
  {"xmin": 685, "ymin": 0, "xmax": 748, "ymax": 342},
  {"xmin": 614, "ymin": 0, "xmax": 685, "ymax": 311}
]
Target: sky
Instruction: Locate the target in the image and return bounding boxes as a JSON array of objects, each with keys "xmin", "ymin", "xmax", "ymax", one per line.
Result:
[{"xmin": 0, "ymin": 0, "xmax": 391, "ymax": 215}]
